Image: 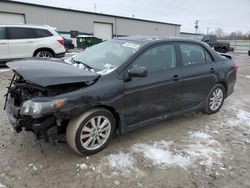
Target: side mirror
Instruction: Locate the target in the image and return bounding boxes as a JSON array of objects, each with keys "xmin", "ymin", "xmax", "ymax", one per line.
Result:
[
  {"xmin": 128, "ymin": 66, "xmax": 148, "ymax": 78},
  {"xmin": 204, "ymin": 39, "xmax": 209, "ymax": 43}
]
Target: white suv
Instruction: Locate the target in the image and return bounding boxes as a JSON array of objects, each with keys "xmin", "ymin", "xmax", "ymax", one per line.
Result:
[{"xmin": 0, "ymin": 24, "xmax": 66, "ymax": 62}]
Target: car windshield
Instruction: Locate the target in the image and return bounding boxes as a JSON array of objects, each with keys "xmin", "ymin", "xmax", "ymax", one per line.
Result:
[{"xmin": 73, "ymin": 39, "xmax": 142, "ymax": 74}]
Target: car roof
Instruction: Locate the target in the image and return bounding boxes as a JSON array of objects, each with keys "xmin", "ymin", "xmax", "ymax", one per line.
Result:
[
  {"xmin": 0, "ymin": 24, "xmax": 55, "ymax": 30},
  {"xmin": 114, "ymin": 36, "xmax": 202, "ymax": 44}
]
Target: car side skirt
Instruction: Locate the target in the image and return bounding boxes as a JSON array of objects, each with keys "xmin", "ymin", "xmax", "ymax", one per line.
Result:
[{"xmin": 120, "ymin": 104, "xmax": 201, "ymax": 134}]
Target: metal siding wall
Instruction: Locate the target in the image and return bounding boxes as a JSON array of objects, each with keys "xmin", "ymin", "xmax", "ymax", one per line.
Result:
[
  {"xmin": 0, "ymin": 1, "xmax": 180, "ymax": 37},
  {"xmin": 116, "ymin": 18, "xmax": 180, "ymax": 36},
  {"xmin": 0, "ymin": 2, "xmax": 115, "ymax": 34}
]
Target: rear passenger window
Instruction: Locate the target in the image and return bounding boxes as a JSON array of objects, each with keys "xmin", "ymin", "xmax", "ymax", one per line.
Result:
[
  {"xmin": 0, "ymin": 27, "xmax": 5, "ymax": 39},
  {"xmin": 34, "ymin": 29, "xmax": 53, "ymax": 38},
  {"xmin": 7, "ymin": 27, "xmax": 36, "ymax": 39},
  {"xmin": 132, "ymin": 44, "xmax": 176, "ymax": 73},
  {"xmin": 180, "ymin": 43, "xmax": 210, "ymax": 66},
  {"xmin": 205, "ymin": 50, "xmax": 213, "ymax": 62}
]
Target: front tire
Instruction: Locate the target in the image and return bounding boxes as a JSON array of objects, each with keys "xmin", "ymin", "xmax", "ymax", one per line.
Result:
[
  {"xmin": 66, "ymin": 108, "xmax": 116, "ymax": 155},
  {"xmin": 203, "ymin": 84, "xmax": 225, "ymax": 114}
]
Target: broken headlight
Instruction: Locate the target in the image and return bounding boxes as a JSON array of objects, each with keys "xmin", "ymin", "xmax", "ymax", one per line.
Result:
[{"xmin": 20, "ymin": 99, "xmax": 65, "ymax": 117}]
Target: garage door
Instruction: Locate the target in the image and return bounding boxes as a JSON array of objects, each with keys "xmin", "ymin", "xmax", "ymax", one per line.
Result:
[
  {"xmin": 0, "ymin": 12, "xmax": 25, "ymax": 24},
  {"xmin": 94, "ymin": 22, "xmax": 112, "ymax": 40}
]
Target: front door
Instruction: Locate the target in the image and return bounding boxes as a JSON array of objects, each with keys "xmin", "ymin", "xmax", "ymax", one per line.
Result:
[{"xmin": 124, "ymin": 43, "xmax": 182, "ymax": 125}]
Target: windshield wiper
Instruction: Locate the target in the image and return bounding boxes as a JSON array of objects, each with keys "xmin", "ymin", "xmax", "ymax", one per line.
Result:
[{"xmin": 71, "ymin": 58, "xmax": 93, "ymax": 70}]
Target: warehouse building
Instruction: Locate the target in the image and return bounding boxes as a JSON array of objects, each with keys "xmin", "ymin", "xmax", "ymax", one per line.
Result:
[{"xmin": 0, "ymin": 0, "xmax": 181, "ymax": 46}]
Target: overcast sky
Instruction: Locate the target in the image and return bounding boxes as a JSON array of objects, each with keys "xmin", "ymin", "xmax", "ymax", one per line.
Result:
[{"xmin": 15, "ymin": 0, "xmax": 250, "ymax": 34}]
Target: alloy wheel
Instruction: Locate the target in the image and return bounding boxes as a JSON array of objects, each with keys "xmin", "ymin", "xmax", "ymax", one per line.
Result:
[
  {"xmin": 209, "ymin": 88, "xmax": 223, "ymax": 111},
  {"xmin": 36, "ymin": 51, "xmax": 53, "ymax": 58},
  {"xmin": 80, "ymin": 115, "xmax": 111, "ymax": 150}
]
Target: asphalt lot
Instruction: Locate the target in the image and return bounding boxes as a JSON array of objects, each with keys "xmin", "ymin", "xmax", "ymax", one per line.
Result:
[{"xmin": 0, "ymin": 53, "xmax": 250, "ymax": 188}]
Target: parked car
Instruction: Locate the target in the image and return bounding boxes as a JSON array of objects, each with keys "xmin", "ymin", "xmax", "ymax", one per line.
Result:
[
  {"xmin": 4, "ymin": 37, "xmax": 237, "ymax": 155},
  {"xmin": 193, "ymin": 35, "xmax": 231, "ymax": 53},
  {"xmin": 0, "ymin": 24, "xmax": 66, "ymax": 63},
  {"xmin": 63, "ymin": 37, "xmax": 74, "ymax": 51}
]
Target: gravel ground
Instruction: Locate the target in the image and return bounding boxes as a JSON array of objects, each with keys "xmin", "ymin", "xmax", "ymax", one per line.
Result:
[{"xmin": 0, "ymin": 53, "xmax": 250, "ymax": 188}]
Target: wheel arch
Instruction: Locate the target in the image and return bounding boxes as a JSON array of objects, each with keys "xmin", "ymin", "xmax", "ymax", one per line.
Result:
[
  {"xmin": 217, "ymin": 80, "xmax": 228, "ymax": 96},
  {"xmin": 92, "ymin": 105, "xmax": 121, "ymax": 132},
  {"xmin": 33, "ymin": 47, "xmax": 55, "ymax": 57},
  {"xmin": 66, "ymin": 105, "xmax": 120, "ymax": 155}
]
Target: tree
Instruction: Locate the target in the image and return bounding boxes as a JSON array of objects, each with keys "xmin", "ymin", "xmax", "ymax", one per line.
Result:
[
  {"xmin": 229, "ymin": 32, "xmax": 237, "ymax": 40},
  {"xmin": 214, "ymin": 28, "xmax": 225, "ymax": 39},
  {"xmin": 236, "ymin": 31, "xmax": 243, "ymax": 38}
]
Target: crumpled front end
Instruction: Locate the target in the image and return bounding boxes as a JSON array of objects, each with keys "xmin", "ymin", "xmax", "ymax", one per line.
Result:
[
  {"xmin": 4, "ymin": 73, "xmax": 86, "ymax": 143},
  {"xmin": 4, "ymin": 75, "xmax": 59, "ymax": 142}
]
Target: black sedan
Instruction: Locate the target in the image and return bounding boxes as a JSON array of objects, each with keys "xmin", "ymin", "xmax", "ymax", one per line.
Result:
[{"xmin": 4, "ymin": 37, "xmax": 237, "ymax": 155}]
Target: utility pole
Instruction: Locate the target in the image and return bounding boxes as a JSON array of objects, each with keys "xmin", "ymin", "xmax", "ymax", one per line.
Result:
[
  {"xmin": 195, "ymin": 20, "xmax": 199, "ymax": 34},
  {"xmin": 207, "ymin": 27, "xmax": 209, "ymax": 35},
  {"xmin": 94, "ymin": 3, "xmax": 96, "ymax": 12}
]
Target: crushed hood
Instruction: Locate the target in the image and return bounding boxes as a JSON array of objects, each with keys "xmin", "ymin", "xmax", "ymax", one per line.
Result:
[{"xmin": 7, "ymin": 58, "xmax": 100, "ymax": 87}]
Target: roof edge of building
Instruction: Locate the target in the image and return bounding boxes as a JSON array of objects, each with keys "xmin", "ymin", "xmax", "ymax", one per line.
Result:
[
  {"xmin": 1, "ymin": 0, "xmax": 181, "ymax": 26},
  {"xmin": 180, "ymin": 32, "xmax": 203, "ymax": 35}
]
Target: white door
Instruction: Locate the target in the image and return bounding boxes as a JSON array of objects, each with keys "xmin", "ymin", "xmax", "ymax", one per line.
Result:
[
  {"xmin": 0, "ymin": 13, "xmax": 25, "ymax": 24},
  {"xmin": 94, "ymin": 23, "xmax": 112, "ymax": 40},
  {"xmin": 0, "ymin": 27, "xmax": 9, "ymax": 60}
]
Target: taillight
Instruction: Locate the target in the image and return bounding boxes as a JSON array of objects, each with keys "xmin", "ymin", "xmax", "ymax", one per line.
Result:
[
  {"xmin": 57, "ymin": 39, "xmax": 64, "ymax": 45},
  {"xmin": 233, "ymin": 64, "xmax": 238, "ymax": 73}
]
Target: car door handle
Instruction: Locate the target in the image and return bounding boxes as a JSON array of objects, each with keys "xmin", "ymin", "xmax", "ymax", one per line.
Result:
[
  {"xmin": 210, "ymin": 68, "xmax": 215, "ymax": 73},
  {"xmin": 27, "ymin": 41, "xmax": 34, "ymax": 43},
  {"xmin": 173, "ymin": 74, "xmax": 179, "ymax": 81},
  {"xmin": 0, "ymin": 42, "xmax": 8, "ymax": 45}
]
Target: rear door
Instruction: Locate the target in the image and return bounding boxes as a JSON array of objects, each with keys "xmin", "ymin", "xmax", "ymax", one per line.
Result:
[
  {"xmin": 0, "ymin": 27, "xmax": 9, "ymax": 59},
  {"xmin": 124, "ymin": 43, "xmax": 182, "ymax": 125},
  {"xmin": 7, "ymin": 27, "xmax": 36, "ymax": 58},
  {"xmin": 178, "ymin": 42, "xmax": 217, "ymax": 109}
]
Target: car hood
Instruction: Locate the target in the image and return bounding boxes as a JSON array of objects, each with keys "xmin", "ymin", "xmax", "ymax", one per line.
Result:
[{"xmin": 7, "ymin": 58, "xmax": 100, "ymax": 87}]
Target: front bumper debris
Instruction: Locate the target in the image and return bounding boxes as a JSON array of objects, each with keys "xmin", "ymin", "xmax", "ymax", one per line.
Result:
[
  {"xmin": 5, "ymin": 96, "xmax": 58, "ymax": 142},
  {"xmin": 5, "ymin": 96, "xmax": 23, "ymax": 132}
]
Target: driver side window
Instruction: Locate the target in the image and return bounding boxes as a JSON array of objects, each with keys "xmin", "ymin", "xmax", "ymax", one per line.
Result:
[{"xmin": 132, "ymin": 44, "xmax": 176, "ymax": 73}]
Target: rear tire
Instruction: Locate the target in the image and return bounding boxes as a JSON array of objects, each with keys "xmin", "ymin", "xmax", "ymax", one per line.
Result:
[
  {"xmin": 35, "ymin": 50, "xmax": 54, "ymax": 58},
  {"xmin": 203, "ymin": 84, "xmax": 225, "ymax": 114},
  {"xmin": 66, "ymin": 108, "xmax": 116, "ymax": 155}
]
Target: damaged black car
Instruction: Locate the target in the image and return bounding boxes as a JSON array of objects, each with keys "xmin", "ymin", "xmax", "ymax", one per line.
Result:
[{"xmin": 4, "ymin": 37, "xmax": 237, "ymax": 155}]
